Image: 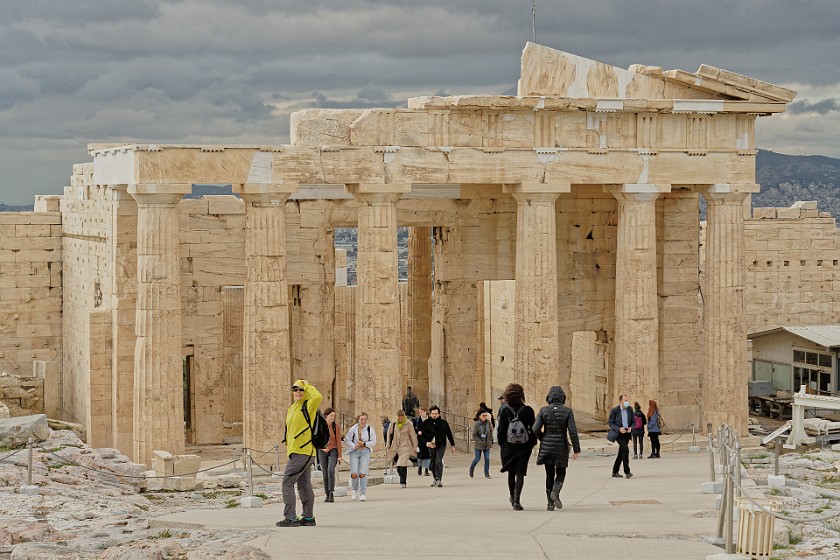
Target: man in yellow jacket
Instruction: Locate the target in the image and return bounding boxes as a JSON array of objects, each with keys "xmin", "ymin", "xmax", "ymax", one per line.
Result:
[{"xmin": 277, "ymin": 379, "xmax": 323, "ymax": 527}]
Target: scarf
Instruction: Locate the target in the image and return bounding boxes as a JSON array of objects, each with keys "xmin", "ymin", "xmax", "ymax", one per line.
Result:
[{"xmin": 396, "ymin": 417, "xmax": 407, "ymax": 430}]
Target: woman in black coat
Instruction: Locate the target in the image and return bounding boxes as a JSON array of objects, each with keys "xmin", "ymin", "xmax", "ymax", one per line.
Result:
[
  {"xmin": 497, "ymin": 383, "xmax": 537, "ymax": 511},
  {"xmin": 533, "ymin": 386, "xmax": 581, "ymax": 511}
]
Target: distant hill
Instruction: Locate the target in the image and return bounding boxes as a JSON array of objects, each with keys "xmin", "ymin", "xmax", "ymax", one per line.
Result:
[
  {"xmin": 755, "ymin": 150, "xmax": 840, "ymax": 220},
  {"xmin": 0, "ymin": 202, "xmax": 33, "ymax": 212}
]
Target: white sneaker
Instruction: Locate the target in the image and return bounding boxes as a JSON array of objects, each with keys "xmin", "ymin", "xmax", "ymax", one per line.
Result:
[
  {"xmin": 352, "ymin": 490, "xmax": 358, "ymax": 501},
  {"xmin": 359, "ymin": 494, "xmax": 367, "ymax": 502}
]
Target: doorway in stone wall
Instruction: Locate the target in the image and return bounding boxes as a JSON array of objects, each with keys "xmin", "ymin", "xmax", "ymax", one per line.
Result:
[
  {"xmin": 183, "ymin": 350, "xmax": 195, "ymax": 443},
  {"xmin": 569, "ymin": 330, "xmax": 611, "ymax": 421}
]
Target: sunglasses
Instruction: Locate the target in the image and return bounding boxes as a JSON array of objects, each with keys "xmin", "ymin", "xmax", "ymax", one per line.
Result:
[{"xmin": 292, "ymin": 387, "xmax": 304, "ymax": 393}]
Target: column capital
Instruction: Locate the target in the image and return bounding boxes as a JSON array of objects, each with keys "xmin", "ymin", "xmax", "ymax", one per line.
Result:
[
  {"xmin": 701, "ymin": 184, "xmax": 753, "ymax": 204},
  {"xmin": 605, "ymin": 183, "xmax": 670, "ymax": 203},
  {"xmin": 503, "ymin": 182, "xmax": 571, "ymax": 195},
  {"xmin": 345, "ymin": 183, "xmax": 409, "ymax": 203},
  {"xmin": 127, "ymin": 183, "xmax": 191, "ymax": 205},
  {"xmin": 234, "ymin": 183, "xmax": 297, "ymax": 205}
]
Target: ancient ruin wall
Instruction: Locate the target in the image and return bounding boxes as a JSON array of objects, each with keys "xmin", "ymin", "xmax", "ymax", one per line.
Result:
[
  {"xmin": 60, "ymin": 165, "xmax": 114, "ymax": 445},
  {"xmin": 744, "ymin": 202, "xmax": 840, "ymax": 332},
  {"xmin": 0, "ymin": 207, "xmax": 62, "ymax": 401}
]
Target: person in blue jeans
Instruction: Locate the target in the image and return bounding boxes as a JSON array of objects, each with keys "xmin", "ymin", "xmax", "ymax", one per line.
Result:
[
  {"xmin": 470, "ymin": 410, "xmax": 494, "ymax": 478},
  {"xmin": 344, "ymin": 412, "xmax": 376, "ymax": 501}
]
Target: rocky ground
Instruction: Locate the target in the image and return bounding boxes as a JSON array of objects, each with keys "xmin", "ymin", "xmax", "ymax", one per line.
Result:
[
  {"xmin": 0, "ymin": 429, "xmax": 282, "ymax": 559},
  {"xmin": 742, "ymin": 421, "xmax": 840, "ymax": 559}
]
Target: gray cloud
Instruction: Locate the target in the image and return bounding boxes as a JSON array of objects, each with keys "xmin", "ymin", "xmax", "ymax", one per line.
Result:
[
  {"xmin": 788, "ymin": 99, "xmax": 840, "ymax": 115},
  {"xmin": 1, "ymin": 0, "xmax": 840, "ymax": 204}
]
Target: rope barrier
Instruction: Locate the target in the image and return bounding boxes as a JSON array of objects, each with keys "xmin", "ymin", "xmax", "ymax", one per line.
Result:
[
  {"xmin": 732, "ymin": 476, "xmax": 840, "ymax": 523},
  {"xmin": 0, "ymin": 445, "xmax": 27, "ymax": 462}
]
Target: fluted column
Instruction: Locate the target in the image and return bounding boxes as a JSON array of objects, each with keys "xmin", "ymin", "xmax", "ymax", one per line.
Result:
[
  {"xmin": 347, "ymin": 183, "xmax": 407, "ymax": 425},
  {"xmin": 608, "ymin": 184, "xmax": 669, "ymax": 405},
  {"xmin": 235, "ymin": 184, "xmax": 295, "ymax": 456},
  {"xmin": 128, "ymin": 184, "xmax": 190, "ymax": 466},
  {"xmin": 408, "ymin": 227, "xmax": 432, "ymax": 406},
  {"xmin": 506, "ymin": 183, "xmax": 567, "ymax": 401},
  {"xmin": 702, "ymin": 185, "xmax": 751, "ymax": 433}
]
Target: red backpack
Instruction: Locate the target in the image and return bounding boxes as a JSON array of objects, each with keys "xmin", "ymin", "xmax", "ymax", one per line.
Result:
[{"xmin": 633, "ymin": 414, "xmax": 643, "ymax": 431}]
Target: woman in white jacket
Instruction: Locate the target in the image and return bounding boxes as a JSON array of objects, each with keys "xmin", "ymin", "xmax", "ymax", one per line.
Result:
[{"xmin": 344, "ymin": 412, "xmax": 377, "ymax": 501}]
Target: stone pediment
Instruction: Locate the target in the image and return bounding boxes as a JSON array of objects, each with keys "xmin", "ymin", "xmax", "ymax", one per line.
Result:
[{"xmin": 517, "ymin": 42, "xmax": 796, "ymax": 103}]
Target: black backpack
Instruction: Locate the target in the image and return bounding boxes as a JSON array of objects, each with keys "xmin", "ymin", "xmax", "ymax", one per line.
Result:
[
  {"xmin": 301, "ymin": 402, "xmax": 331, "ymax": 450},
  {"xmin": 506, "ymin": 406, "xmax": 529, "ymax": 444}
]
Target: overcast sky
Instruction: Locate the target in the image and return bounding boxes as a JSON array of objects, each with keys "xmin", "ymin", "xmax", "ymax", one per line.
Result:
[{"xmin": 1, "ymin": 0, "xmax": 839, "ymax": 205}]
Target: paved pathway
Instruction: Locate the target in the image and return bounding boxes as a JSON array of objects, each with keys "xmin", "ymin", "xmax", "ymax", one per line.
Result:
[{"xmin": 157, "ymin": 437, "xmax": 735, "ymax": 559}]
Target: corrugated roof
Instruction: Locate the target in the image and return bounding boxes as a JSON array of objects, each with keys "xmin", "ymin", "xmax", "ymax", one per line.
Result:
[{"xmin": 748, "ymin": 325, "xmax": 840, "ymax": 349}]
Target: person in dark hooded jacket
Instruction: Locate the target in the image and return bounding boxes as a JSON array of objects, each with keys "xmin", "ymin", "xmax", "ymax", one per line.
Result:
[{"xmin": 533, "ymin": 386, "xmax": 580, "ymax": 511}]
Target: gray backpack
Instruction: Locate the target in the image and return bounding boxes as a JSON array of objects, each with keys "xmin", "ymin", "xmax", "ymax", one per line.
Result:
[{"xmin": 506, "ymin": 406, "xmax": 529, "ymax": 444}]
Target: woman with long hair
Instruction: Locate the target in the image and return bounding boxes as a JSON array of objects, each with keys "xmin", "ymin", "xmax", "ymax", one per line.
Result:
[
  {"xmin": 344, "ymin": 412, "xmax": 376, "ymax": 501},
  {"xmin": 317, "ymin": 408, "xmax": 342, "ymax": 502},
  {"xmin": 496, "ymin": 383, "xmax": 537, "ymax": 510},
  {"xmin": 647, "ymin": 400, "xmax": 662, "ymax": 458}
]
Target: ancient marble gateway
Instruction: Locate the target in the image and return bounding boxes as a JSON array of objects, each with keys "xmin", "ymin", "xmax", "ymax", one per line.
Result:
[{"xmin": 0, "ymin": 44, "xmax": 796, "ymax": 464}]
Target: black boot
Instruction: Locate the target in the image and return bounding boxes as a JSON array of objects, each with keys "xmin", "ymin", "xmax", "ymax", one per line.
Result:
[
  {"xmin": 512, "ymin": 492, "xmax": 523, "ymax": 511},
  {"xmin": 418, "ymin": 466, "xmax": 422, "ymax": 475},
  {"xmin": 509, "ymin": 494, "xmax": 515, "ymax": 506},
  {"xmin": 329, "ymin": 491, "xmax": 334, "ymax": 502},
  {"xmin": 546, "ymin": 490, "xmax": 555, "ymax": 511},
  {"xmin": 550, "ymin": 481, "xmax": 563, "ymax": 510}
]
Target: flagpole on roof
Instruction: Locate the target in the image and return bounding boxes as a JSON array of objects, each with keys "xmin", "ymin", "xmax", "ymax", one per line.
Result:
[{"xmin": 532, "ymin": 0, "xmax": 537, "ymax": 43}]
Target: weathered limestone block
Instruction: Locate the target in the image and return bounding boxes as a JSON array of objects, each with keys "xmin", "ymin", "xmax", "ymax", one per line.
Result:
[{"xmin": 0, "ymin": 414, "xmax": 49, "ymax": 447}]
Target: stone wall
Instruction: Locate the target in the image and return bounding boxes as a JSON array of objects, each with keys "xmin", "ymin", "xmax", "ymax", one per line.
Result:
[
  {"xmin": 0, "ymin": 373, "xmax": 44, "ymax": 416},
  {"xmin": 744, "ymin": 201, "xmax": 840, "ymax": 332},
  {"xmin": 60, "ymin": 165, "xmax": 116, "ymax": 446},
  {"xmin": 0, "ymin": 207, "xmax": 62, "ymax": 392}
]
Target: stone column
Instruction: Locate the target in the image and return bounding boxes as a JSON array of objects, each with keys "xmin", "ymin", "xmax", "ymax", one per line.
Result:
[
  {"xmin": 702, "ymin": 185, "xmax": 752, "ymax": 433},
  {"xmin": 347, "ymin": 184, "xmax": 408, "ymax": 425},
  {"xmin": 127, "ymin": 184, "xmax": 190, "ymax": 466},
  {"xmin": 234, "ymin": 184, "xmax": 296, "ymax": 457},
  {"xmin": 505, "ymin": 183, "xmax": 567, "ymax": 402},
  {"xmin": 408, "ymin": 227, "xmax": 433, "ymax": 406},
  {"xmin": 608, "ymin": 184, "xmax": 669, "ymax": 405}
]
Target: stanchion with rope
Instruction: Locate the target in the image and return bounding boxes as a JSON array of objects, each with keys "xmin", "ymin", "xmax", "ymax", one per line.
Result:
[
  {"xmin": 20, "ymin": 436, "xmax": 39, "ymax": 495},
  {"xmin": 240, "ymin": 448, "xmax": 263, "ymax": 508}
]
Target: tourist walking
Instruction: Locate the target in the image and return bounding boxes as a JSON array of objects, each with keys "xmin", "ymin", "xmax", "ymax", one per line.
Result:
[
  {"xmin": 469, "ymin": 410, "xmax": 494, "ymax": 478},
  {"xmin": 647, "ymin": 400, "xmax": 663, "ymax": 458},
  {"xmin": 276, "ymin": 379, "xmax": 323, "ymax": 527},
  {"xmin": 533, "ymin": 386, "xmax": 580, "ymax": 511},
  {"xmin": 345, "ymin": 412, "xmax": 376, "ymax": 501},
  {"xmin": 497, "ymin": 383, "xmax": 536, "ymax": 510},
  {"xmin": 423, "ymin": 405, "xmax": 456, "ymax": 487},
  {"xmin": 386, "ymin": 409, "xmax": 419, "ymax": 488},
  {"xmin": 631, "ymin": 402, "xmax": 647, "ymax": 459},
  {"xmin": 414, "ymin": 407, "xmax": 432, "ymax": 476},
  {"xmin": 403, "ymin": 387, "xmax": 420, "ymax": 418},
  {"xmin": 607, "ymin": 393, "xmax": 633, "ymax": 479},
  {"xmin": 317, "ymin": 408, "xmax": 342, "ymax": 503}
]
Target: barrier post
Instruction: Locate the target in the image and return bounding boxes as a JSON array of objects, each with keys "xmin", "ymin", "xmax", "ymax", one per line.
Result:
[
  {"xmin": 26, "ymin": 437, "xmax": 33, "ymax": 486},
  {"xmin": 707, "ymin": 424, "xmax": 716, "ymax": 482}
]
